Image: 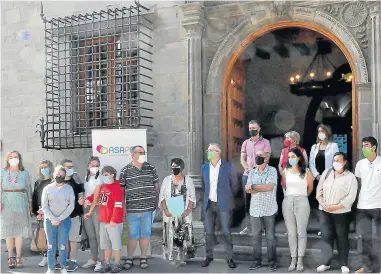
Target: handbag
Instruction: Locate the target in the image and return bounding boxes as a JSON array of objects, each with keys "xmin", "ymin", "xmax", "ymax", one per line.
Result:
[{"xmin": 30, "ymin": 220, "xmax": 47, "ymax": 252}]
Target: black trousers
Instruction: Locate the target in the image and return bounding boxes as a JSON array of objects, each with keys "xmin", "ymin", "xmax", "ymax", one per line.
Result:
[
  {"xmin": 356, "ymin": 209, "xmax": 381, "ymax": 271},
  {"xmin": 320, "ymin": 211, "xmax": 350, "ymax": 266}
]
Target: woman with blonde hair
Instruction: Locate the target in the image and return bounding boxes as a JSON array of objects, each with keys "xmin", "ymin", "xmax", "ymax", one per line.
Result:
[
  {"xmin": 278, "ymin": 131, "xmax": 308, "ymax": 186},
  {"xmin": 32, "ymin": 159, "xmax": 54, "ymax": 267},
  {"xmin": 0, "ymin": 151, "xmax": 32, "ymax": 269}
]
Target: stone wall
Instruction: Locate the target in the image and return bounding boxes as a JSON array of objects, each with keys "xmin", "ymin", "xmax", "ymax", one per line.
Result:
[{"xmin": 1, "ymin": 1, "xmax": 188, "ymax": 182}]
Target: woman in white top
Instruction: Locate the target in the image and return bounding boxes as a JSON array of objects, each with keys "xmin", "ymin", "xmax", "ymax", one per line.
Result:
[
  {"xmin": 159, "ymin": 158, "xmax": 196, "ymax": 266},
  {"xmin": 80, "ymin": 156, "xmax": 104, "ymax": 271},
  {"xmin": 315, "ymin": 152, "xmax": 358, "ymax": 274},
  {"xmin": 309, "ymin": 125, "xmax": 339, "ymax": 209},
  {"xmin": 282, "ymin": 147, "xmax": 313, "ymax": 272}
]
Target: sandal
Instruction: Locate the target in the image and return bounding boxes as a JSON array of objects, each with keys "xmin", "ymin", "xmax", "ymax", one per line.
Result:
[
  {"xmin": 8, "ymin": 257, "xmax": 16, "ymax": 269},
  {"xmin": 140, "ymin": 258, "xmax": 148, "ymax": 269},
  {"xmin": 16, "ymin": 257, "xmax": 23, "ymax": 268},
  {"xmin": 123, "ymin": 258, "xmax": 133, "ymax": 270}
]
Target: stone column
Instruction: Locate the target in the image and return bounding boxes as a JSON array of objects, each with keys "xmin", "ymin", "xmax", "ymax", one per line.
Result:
[
  {"xmin": 370, "ymin": 3, "xmax": 381, "ymax": 141},
  {"xmin": 180, "ymin": 2, "xmax": 205, "ymax": 221}
]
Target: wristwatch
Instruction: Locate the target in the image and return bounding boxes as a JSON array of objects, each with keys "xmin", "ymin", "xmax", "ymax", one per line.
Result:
[{"xmin": 251, "ymin": 184, "xmax": 255, "ymax": 190}]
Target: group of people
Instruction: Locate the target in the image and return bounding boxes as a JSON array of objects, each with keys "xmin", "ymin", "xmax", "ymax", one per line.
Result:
[
  {"xmin": 236, "ymin": 120, "xmax": 380, "ymax": 273},
  {"xmin": 0, "ymin": 121, "xmax": 380, "ymax": 274}
]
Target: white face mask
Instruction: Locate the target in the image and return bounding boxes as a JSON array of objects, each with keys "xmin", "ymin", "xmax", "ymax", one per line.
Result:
[
  {"xmin": 89, "ymin": 167, "xmax": 99, "ymax": 175},
  {"xmin": 318, "ymin": 133, "xmax": 326, "ymax": 141},
  {"xmin": 8, "ymin": 158, "xmax": 20, "ymax": 167},
  {"xmin": 137, "ymin": 155, "xmax": 146, "ymax": 164},
  {"xmin": 333, "ymin": 162, "xmax": 344, "ymax": 171}
]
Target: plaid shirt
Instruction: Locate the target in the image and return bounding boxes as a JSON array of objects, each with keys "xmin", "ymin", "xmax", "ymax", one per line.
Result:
[{"xmin": 248, "ymin": 165, "xmax": 278, "ymax": 217}]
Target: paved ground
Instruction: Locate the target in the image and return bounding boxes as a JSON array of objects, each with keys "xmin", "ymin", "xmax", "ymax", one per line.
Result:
[{"xmin": 1, "ymin": 239, "xmax": 347, "ymax": 273}]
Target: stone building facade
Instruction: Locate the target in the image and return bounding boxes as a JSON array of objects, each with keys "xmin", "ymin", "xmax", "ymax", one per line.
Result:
[{"xmin": 1, "ymin": 1, "xmax": 380, "ymax": 221}]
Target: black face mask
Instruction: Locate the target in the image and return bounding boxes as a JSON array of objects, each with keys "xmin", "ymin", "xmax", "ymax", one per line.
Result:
[
  {"xmin": 249, "ymin": 130, "xmax": 259, "ymax": 137},
  {"xmin": 55, "ymin": 176, "xmax": 65, "ymax": 184},
  {"xmin": 172, "ymin": 168, "xmax": 181, "ymax": 176},
  {"xmin": 255, "ymin": 156, "xmax": 265, "ymax": 165}
]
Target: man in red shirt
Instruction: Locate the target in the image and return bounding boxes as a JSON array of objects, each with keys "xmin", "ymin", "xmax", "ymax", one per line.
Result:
[{"xmin": 85, "ymin": 166, "xmax": 124, "ymax": 273}]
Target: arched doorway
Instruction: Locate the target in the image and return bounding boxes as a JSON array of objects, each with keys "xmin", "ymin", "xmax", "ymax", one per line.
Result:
[{"xmin": 220, "ymin": 21, "xmax": 360, "ymax": 166}]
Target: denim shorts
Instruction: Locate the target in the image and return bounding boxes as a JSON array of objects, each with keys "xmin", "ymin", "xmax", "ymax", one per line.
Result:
[{"xmin": 127, "ymin": 211, "xmax": 153, "ymax": 240}]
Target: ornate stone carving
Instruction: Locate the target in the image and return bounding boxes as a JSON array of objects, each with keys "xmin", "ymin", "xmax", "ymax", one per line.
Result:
[
  {"xmin": 323, "ymin": 4, "xmax": 340, "ymax": 17},
  {"xmin": 356, "ymin": 25, "xmax": 368, "ymax": 49},
  {"xmin": 341, "ymin": 1, "xmax": 368, "ymax": 28},
  {"xmin": 271, "ymin": 1, "xmax": 291, "ymax": 17}
]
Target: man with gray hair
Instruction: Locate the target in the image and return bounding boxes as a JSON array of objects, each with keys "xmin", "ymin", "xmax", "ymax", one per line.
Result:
[
  {"xmin": 240, "ymin": 120, "xmax": 271, "ymax": 234},
  {"xmin": 201, "ymin": 143, "xmax": 239, "ymax": 269},
  {"xmin": 119, "ymin": 145, "xmax": 159, "ymax": 270}
]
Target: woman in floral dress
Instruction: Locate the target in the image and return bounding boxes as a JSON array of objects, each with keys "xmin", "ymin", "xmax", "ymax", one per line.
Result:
[
  {"xmin": 0, "ymin": 151, "xmax": 32, "ymax": 269},
  {"xmin": 159, "ymin": 158, "xmax": 196, "ymax": 266}
]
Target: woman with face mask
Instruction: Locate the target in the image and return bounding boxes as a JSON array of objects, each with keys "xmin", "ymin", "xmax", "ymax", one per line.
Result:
[
  {"xmin": 309, "ymin": 125, "xmax": 339, "ymax": 205},
  {"xmin": 282, "ymin": 148, "xmax": 314, "ymax": 272},
  {"xmin": 81, "ymin": 156, "xmax": 104, "ymax": 271},
  {"xmin": 159, "ymin": 158, "xmax": 196, "ymax": 266},
  {"xmin": 0, "ymin": 151, "xmax": 33, "ymax": 269},
  {"xmin": 279, "ymin": 131, "xmax": 308, "ymax": 187},
  {"xmin": 315, "ymin": 152, "xmax": 357, "ymax": 274},
  {"xmin": 41, "ymin": 165, "xmax": 75, "ymax": 274},
  {"xmin": 31, "ymin": 159, "xmax": 54, "ymax": 267}
]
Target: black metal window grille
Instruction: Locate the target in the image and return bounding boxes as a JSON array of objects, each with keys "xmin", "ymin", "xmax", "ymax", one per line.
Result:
[{"xmin": 38, "ymin": 1, "xmax": 153, "ymax": 150}]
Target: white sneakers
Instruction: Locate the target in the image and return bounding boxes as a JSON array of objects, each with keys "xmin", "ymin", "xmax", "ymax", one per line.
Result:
[
  {"xmin": 317, "ymin": 265, "xmax": 331, "ymax": 272},
  {"xmin": 94, "ymin": 261, "xmax": 102, "ymax": 272},
  {"xmin": 39, "ymin": 257, "xmax": 48, "ymax": 267},
  {"xmin": 82, "ymin": 259, "xmax": 97, "ymax": 268},
  {"xmin": 46, "ymin": 270, "xmax": 54, "ymax": 274},
  {"xmin": 317, "ymin": 265, "xmax": 350, "ymax": 273}
]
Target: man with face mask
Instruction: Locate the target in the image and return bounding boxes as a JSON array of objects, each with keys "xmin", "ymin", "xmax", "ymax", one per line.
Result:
[
  {"xmin": 119, "ymin": 145, "xmax": 159, "ymax": 270},
  {"xmin": 354, "ymin": 136, "xmax": 381, "ymax": 274},
  {"xmin": 245, "ymin": 150, "xmax": 278, "ymax": 271},
  {"xmin": 240, "ymin": 120, "xmax": 271, "ymax": 234},
  {"xmin": 201, "ymin": 143, "xmax": 238, "ymax": 269}
]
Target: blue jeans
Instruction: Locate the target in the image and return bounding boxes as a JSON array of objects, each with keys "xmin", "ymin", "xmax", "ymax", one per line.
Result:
[
  {"xmin": 44, "ymin": 218, "xmax": 71, "ymax": 271},
  {"xmin": 204, "ymin": 200, "xmax": 233, "ymax": 258}
]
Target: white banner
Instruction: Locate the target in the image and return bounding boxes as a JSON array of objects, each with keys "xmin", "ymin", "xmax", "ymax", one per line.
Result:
[{"xmin": 91, "ymin": 129, "xmax": 147, "ymax": 179}]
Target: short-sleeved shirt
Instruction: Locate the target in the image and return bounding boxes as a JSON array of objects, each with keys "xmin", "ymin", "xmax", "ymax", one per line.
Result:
[
  {"xmin": 241, "ymin": 136, "xmax": 271, "ymax": 175},
  {"xmin": 119, "ymin": 162, "xmax": 159, "ymax": 213},
  {"xmin": 355, "ymin": 155, "xmax": 381, "ymax": 209},
  {"xmin": 248, "ymin": 165, "xmax": 278, "ymax": 217}
]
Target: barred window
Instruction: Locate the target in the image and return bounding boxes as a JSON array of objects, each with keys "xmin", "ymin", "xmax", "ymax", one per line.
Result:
[{"xmin": 39, "ymin": 2, "xmax": 153, "ymax": 149}]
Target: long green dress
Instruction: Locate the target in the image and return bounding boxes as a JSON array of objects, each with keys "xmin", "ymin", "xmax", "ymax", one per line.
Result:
[{"xmin": 0, "ymin": 169, "xmax": 32, "ymax": 239}]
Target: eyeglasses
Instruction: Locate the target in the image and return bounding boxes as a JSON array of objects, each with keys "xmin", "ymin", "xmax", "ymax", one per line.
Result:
[
  {"xmin": 205, "ymin": 150, "xmax": 218, "ymax": 153},
  {"xmin": 135, "ymin": 152, "xmax": 146, "ymax": 155}
]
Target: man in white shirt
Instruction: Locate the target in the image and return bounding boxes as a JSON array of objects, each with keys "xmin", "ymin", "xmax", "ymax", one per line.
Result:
[
  {"xmin": 354, "ymin": 136, "xmax": 381, "ymax": 274},
  {"xmin": 201, "ymin": 143, "xmax": 239, "ymax": 269}
]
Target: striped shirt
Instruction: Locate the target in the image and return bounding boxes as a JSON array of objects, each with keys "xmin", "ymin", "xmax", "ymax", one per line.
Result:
[{"xmin": 119, "ymin": 162, "xmax": 159, "ymax": 213}]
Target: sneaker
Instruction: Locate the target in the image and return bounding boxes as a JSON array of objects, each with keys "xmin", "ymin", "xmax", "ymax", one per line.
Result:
[
  {"xmin": 39, "ymin": 257, "xmax": 48, "ymax": 267},
  {"xmin": 341, "ymin": 266, "xmax": 350, "ymax": 273},
  {"xmin": 100, "ymin": 263, "xmax": 111, "ymax": 273},
  {"xmin": 94, "ymin": 261, "xmax": 103, "ymax": 272},
  {"xmin": 55, "ymin": 264, "xmax": 61, "ymax": 270},
  {"xmin": 66, "ymin": 260, "xmax": 79, "ymax": 272},
  {"xmin": 269, "ymin": 263, "xmax": 277, "ymax": 272},
  {"xmin": 355, "ymin": 267, "xmax": 372, "ymax": 273},
  {"xmin": 249, "ymin": 261, "xmax": 262, "ymax": 270},
  {"xmin": 239, "ymin": 227, "xmax": 250, "ymax": 234},
  {"xmin": 61, "ymin": 269, "xmax": 68, "ymax": 274},
  {"xmin": 317, "ymin": 265, "xmax": 331, "ymax": 272},
  {"xmin": 110, "ymin": 264, "xmax": 123, "ymax": 273},
  {"xmin": 318, "ymin": 231, "xmax": 322, "ymax": 236},
  {"xmin": 82, "ymin": 259, "xmax": 97, "ymax": 268},
  {"xmin": 46, "ymin": 270, "xmax": 54, "ymax": 274}
]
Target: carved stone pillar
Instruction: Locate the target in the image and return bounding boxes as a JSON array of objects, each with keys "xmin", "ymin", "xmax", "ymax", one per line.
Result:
[
  {"xmin": 181, "ymin": 2, "xmax": 205, "ymax": 221},
  {"xmin": 370, "ymin": 3, "xmax": 381, "ymax": 141}
]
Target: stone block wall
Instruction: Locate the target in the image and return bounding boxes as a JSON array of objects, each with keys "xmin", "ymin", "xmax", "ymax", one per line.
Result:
[{"xmin": 1, "ymin": 1, "xmax": 188, "ymax": 182}]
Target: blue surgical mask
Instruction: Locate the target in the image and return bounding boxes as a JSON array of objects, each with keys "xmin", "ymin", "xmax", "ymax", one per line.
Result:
[
  {"xmin": 41, "ymin": 168, "xmax": 49, "ymax": 176},
  {"xmin": 66, "ymin": 168, "xmax": 74, "ymax": 177},
  {"xmin": 103, "ymin": 176, "xmax": 111, "ymax": 184},
  {"xmin": 288, "ymin": 158, "xmax": 298, "ymax": 166}
]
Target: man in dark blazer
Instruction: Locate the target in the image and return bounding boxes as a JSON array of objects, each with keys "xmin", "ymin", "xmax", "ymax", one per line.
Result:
[{"xmin": 201, "ymin": 143, "xmax": 239, "ymax": 269}]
